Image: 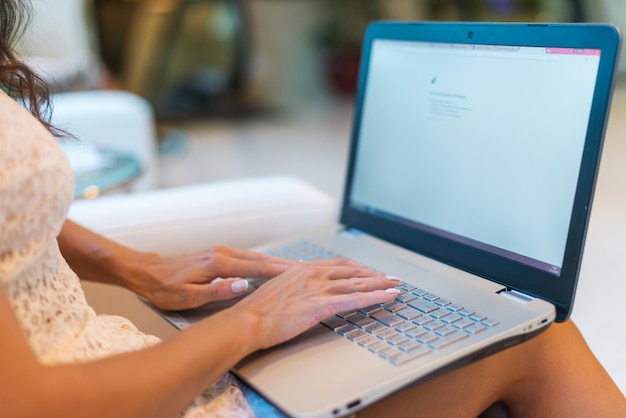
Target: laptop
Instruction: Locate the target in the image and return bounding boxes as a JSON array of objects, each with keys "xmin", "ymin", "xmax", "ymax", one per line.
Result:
[{"xmin": 156, "ymin": 21, "xmax": 621, "ymax": 417}]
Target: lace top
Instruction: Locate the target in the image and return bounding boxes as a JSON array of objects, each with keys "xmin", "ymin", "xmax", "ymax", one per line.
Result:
[{"xmin": 0, "ymin": 92, "xmax": 253, "ymax": 417}]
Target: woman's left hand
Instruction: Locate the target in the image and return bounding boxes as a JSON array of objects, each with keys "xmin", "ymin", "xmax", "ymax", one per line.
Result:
[
  {"xmin": 125, "ymin": 246, "xmax": 295, "ymax": 310},
  {"xmin": 59, "ymin": 220, "xmax": 295, "ymax": 311}
]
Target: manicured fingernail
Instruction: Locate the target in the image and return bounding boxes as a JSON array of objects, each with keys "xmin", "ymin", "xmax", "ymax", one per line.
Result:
[
  {"xmin": 231, "ymin": 280, "xmax": 249, "ymax": 294},
  {"xmin": 213, "ymin": 278, "xmax": 225, "ymax": 283},
  {"xmin": 385, "ymin": 288, "xmax": 401, "ymax": 294},
  {"xmin": 386, "ymin": 275, "xmax": 401, "ymax": 282}
]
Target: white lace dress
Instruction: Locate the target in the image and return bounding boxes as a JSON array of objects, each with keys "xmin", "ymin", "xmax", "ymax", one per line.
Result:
[{"xmin": 0, "ymin": 91, "xmax": 254, "ymax": 417}]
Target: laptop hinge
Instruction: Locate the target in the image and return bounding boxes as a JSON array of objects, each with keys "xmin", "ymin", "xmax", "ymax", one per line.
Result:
[{"xmin": 497, "ymin": 288, "xmax": 535, "ymax": 304}]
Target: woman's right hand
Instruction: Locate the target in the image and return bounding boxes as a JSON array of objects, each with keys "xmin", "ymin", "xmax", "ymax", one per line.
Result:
[{"xmin": 230, "ymin": 258, "xmax": 401, "ymax": 352}]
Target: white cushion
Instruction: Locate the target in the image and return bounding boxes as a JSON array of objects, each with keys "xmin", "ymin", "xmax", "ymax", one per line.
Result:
[{"xmin": 69, "ymin": 176, "xmax": 338, "ymax": 256}]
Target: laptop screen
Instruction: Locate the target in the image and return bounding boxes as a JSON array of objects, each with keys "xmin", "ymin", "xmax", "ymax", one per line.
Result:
[{"xmin": 348, "ymin": 39, "xmax": 601, "ymax": 277}]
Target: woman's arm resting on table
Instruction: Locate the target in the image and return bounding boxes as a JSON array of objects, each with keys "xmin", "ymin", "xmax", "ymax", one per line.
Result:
[
  {"xmin": 58, "ymin": 220, "xmax": 294, "ymax": 310},
  {"xmin": 0, "ymin": 260, "xmax": 399, "ymax": 418}
]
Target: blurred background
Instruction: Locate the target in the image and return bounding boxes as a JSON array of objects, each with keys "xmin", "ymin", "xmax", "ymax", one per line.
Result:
[{"xmin": 17, "ymin": 0, "xmax": 626, "ymax": 197}]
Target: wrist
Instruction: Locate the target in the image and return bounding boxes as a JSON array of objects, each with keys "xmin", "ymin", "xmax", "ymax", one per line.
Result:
[
  {"xmin": 112, "ymin": 250, "xmax": 161, "ymax": 299},
  {"xmin": 217, "ymin": 307, "xmax": 268, "ymax": 357},
  {"xmin": 59, "ymin": 220, "xmax": 158, "ymax": 294}
]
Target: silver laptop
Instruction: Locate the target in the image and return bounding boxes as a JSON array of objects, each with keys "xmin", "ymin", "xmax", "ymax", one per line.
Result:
[{"xmin": 156, "ymin": 21, "xmax": 621, "ymax": 417}]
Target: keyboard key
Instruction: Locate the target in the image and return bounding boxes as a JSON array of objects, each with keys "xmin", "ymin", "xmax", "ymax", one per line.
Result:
[
  {"xmin": 423, "ymin": 293, "xmax": 440, "ymax": 302},
  {"xmin": 382, "ymin": 301, "xmax": 408, "ymax": 313},
  {"xmin": 482, "ymin": 318, "xmax": 500, "ymax": 327},
  {"xmin": 346, "ymin": 329, "xmax": 369, "ymax": 341},
  {"xmin": 347, "ymin": 313, "xmax": 376, "ymax": 329},
  {"xmin": 428, "ymin": 331, "xmax": 468, "ymax": 349},
  {"xmin": 408, "ymin": 299, "xmax": 439, "ymax": 314},
  {"xmin": 442, "ymin": 313, "xmax": 464, "ymax": 324},
  {"xmin": 364, "ymin": 322, "xmax": 387, "ymax": 334},
  {"xmin": 367, "ymin": 341, "xmax": 389, "ymax": 354},
  {"xmin": 465, "ymin": 323, "xmax": 487, "ymax": 334},
  {"xmin": 387, "ymin": 333, "xmax": 410, "ymax": 346},
  {"xmin": 337, "ymin": 324, "xmax": 358, "ymax": 335},
  {"xmin": 395, "ymin": 321, "xmax": 417, "ymax": 333},
  {"xmin": 405, "ymin": 327, "xmax": 428, "ymax": 339},
  {"xmin": 354, "ymin": 316, "xmax": 378, "ymax": 329},
  {"xmin": 372, "ymin": 311, "xmax": 404, "ymax": 327},
  {"xmin": 417, "ymin": 332, "xmax": 439, "ymax": 344},
  {"xmin": 447, "ymin": 303, "xmax": 464, "ymax": 312},
  {"xmin": 413, "ymin": 315, "xmax": 434, "ymax": 326},
  {"xmin": 376, "ymin": 328, "xmax": 400, "ymax": 341},
  {"xmin": 458, "ymin": 308, "xmax": 475, "ymax": 317},
  {"xmin": 396, "ymin": 307, "xmax": 422, "ymax": 321},
  {"xmin": 430, "ymin": 308, "xmax": 451, "ymax": 320},
  {"xmin": 378, "ymin": 345, "xmax": 404, "ymax": 360},
  {"xmin": 396, "ymin": 292, "xmax": 417, "ymax": 303},
  {"xmin": 390, "ymin": 345, "xmax": 431, "ymax": 365},
  {"xmin": 358, "ymin": 304, "xmax": 381, "ymax": 316},
  {"xmin": 337, "ymin": 310, "xmax": 357, "ymax": 319},
  {"xmin": 412, "ymin": 288, "xmax": 428, "ymax": 297},
  {"xmin": 321, "ymin": 316, "xmax": 348, "ymax": 331},
  {"xmin": 452, "ymin": 318, "xmax": 475, "ymax": 329},
  {"xmin": 358, "ymin": 335, "xmax": 382, "ymax": 348},
  {"xmin": 470, "ymin": 312, "xmax": 487, "ymax": 322},
  {"xmin": 397, "ymin": 339, "xmax": 423, "ymax": 352},
  {"xmin": 435, "ymin": 325, "xmax": 457, "ymax": 336},
  {"xmin": 346, "ymin": 312, "xmax": 369, "ymax": 325},
  {"xmin": 424, "ymin": 320, "xmax": 446, "ymax": 331},
  {"xmin": 398, "ymin": 282, "xmax": 416, "ymax": 292}
]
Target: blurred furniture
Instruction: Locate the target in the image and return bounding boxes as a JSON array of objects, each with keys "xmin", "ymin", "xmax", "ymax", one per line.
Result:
[
  {"xmin": 20, "ymin": 0, "xmax": 106, "ymax": 91},
  {"xmin": 52, "ymin": 90, "xmax": 159, "ymax": 195},
  {"xmin": 97, "ymin": 0, "xmax": 252, "ymax": 119},
  {"xmin": 69, "ymin": 176, "xmax": 337, "ymax": 254}
]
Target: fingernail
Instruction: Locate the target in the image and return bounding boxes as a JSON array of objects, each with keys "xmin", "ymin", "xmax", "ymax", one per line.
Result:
[
  {"xmin": 386, "ymin": 275, "xmax": 401, "ymax": 282},
  {"xmin": 231, "ymin": 280, "xmax": 249, "ymax": 294},
  {"xmin": 385, "ymin": 288, "xmax": 401, "ymax": 294},
  {"xmin": 213, "ymin": 278, "xmax": 225, "ymax": 283}
]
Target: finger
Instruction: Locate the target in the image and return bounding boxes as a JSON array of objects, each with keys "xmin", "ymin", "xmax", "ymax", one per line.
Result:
[
  {"xmin": 277, "ymin": 264, "xmax": 391, "ymax": 287},
  {"xmin": 212, "ymin": 246, "xmax": 295, "ymax": 265},
  {"xmin": 176, "ymin": 247, "xmax": 294, "ymax": 271},
  {"xmin": 301, "ymin": 257, "xmax": 365, "ymax": 268},
  {"xmin": 320, "ymin": 265, "xmax": 389, "ymax": 280},
  {"xmin": 210, "ymin": 255, "xmax": 294, "ymax": 280},
  {"xmin": 325, "ymin": 274, "xmax": 401, "ymax": 294},
  {"xmin": 188, "ymin": 278, "xmax": 251, "ymax": 306}
]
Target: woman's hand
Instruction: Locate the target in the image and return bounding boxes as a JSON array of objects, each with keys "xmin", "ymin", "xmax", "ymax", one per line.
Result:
[
  {"xmin": 230, "ymin": 258, "xmax": 401, "ymax": 351},
  {"xmin": 59, "ymin": 219, "xmax": 297, "ymax": 311},
  {"xmin": 125, "ymin": 246, "xmax": 295, "ymax": 310}
]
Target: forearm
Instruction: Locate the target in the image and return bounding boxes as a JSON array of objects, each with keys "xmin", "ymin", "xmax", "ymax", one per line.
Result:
[
  {"xmin": 57, "ymin": 219, "xmax": 152, "ymax": 289},
  {"xmin": 17, "ymin": 309, "xmax": 262, "ymax": 418}
]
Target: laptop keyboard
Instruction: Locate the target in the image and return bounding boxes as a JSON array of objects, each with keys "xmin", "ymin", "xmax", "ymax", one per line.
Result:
[{"xmin": 266, "ymin": 241, "xmax": 499, "ymax": 366}]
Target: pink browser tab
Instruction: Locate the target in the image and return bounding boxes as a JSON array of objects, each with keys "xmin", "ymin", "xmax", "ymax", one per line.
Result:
[{"xmin": 546, "ymin": 47, "xmax": 601, "ymax": 56}]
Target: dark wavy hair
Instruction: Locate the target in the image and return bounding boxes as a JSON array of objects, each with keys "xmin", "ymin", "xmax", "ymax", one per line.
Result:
[{"xmin": 0, "ymin": 0, "xmax": 61, "ymax": 135}]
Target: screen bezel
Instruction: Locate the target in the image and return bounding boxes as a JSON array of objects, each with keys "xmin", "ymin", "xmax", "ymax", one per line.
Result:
[{"xmin": 339, "ymin": 22, "xmax": 621, "ymax": 322}]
